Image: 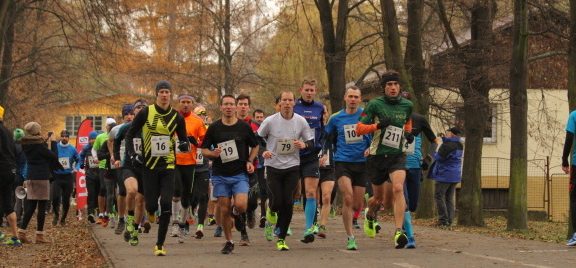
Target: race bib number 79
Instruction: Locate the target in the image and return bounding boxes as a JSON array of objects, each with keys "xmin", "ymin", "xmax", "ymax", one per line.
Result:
[{"xmin": 276, "ymin": 138, "xmax": 296, "ymax": 155}]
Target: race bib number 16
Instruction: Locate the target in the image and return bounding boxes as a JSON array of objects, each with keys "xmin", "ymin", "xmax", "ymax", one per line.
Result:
[{"xmin": 151, "ymin": 136, "xmax": 170, "ymax": 157}]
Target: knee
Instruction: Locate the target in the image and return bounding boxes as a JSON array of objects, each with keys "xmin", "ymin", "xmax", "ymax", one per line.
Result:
[{"xmin": 392, "ymin": 183, "xmax": 404, "ymax": 196}]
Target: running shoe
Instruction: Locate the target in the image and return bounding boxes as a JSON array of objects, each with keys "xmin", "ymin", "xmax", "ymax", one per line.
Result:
[
  {"xmin": 567, "ymin": 232, "xmax": 576, "ymax": 246},
  {"xmin": 221, "ymin": 241, "xmax": 234, "ymax": 254},
  {"xmin": 3, "ymin": 237, "xmax": 22, "ymax": 247},
  {"xmin": 207, "ymin": 216, "xmax": 216, "ymax": 226},
  {"xmin": 259, "ymin": 216, "xmax": 266, "ymax": 228},
  {"xmin": 363, "ymin": 218, "xmax": 377, "ymax": 238},
  {"xmin": 129, "ymin": 230, "xmax": 139, "ymax": 246},
  {"xmin": 142, "ymin": 222, "xmax": 151, "ymax": 233},
  {"xmin": 170, "ymin": 224, "xmax": 179, "ymax": 237},
  {"xmin": 312, "ymin": 224, "xmax": 319, "ymax": 234},
  {"xmin": 101, "ymin": 216, "xmax": 110, "ymax": 228},
  {"xmin": 87, "ymin": 214, "xmax": 96, "ymax": 224},
  {"xmin": 115, "ymin": 219, "xmax": 125, "ymax": 235},
  {"xmin": 346, "ymin": 237, "xmax": 358, "ymax": 250},
  {"xmin": 154, "ymin": 245, "xmax": 166, "ymax": 256},
  {"xmin": 266, "ymin": 208, "xmax": 277, "ymax": 225},
  {"xmin": 240, "ymin": 231, "xmax": 250, "ymax": 246},
  {"xmin": 264, "ymin": 222, "xmax": 273, "ymax": 241},
  {"xmin": 214, "ymin": 226, "xmax": 223, "ymax": 237},
  {"xmin": 274, "ymin": 227, "xmax": 280, "ymax": 237},
  {"xmin": 123, "ymin": 230, "xmax": 130, "ymax": 242},
  {"xmin": 301, "ymin": 228, "xmax": 315, "ymax": 244},
  {"xmin": 317, "ymin": 225, "xmax": 327, "ymax": 239},
  {"xmin": 394, "ymin": 230, "xmax": 408, "ymax": 249},
  {"xmin": 195, "ymin": 224, "xmax": 204, "ymax": 239},
  {"xmin": 352, "ymin": 218, "xmax": 360, "ymax": 229},
  {"xmin": 375, "ymin": 222, "xmax": 381, "ymax": 234},
  {"xmin": 96, "ymin": 216, "xmax": 103, "ymax": 225},
  {"xmin": 276, "ymin": 239, "xmax": 289, "ymax": 251},
  {"xmin": 406, "ymin": 237, "xmax": 416, "ymax": 249}
]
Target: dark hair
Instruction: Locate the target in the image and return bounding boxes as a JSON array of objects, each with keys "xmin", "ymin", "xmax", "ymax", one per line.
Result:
[
  {"xmin": 133, "ymin": 98, "xmax": 148, "ymax": 107},
  {"xmin": 253, "ymin": 109, "xmax": 264, "ymax": 117},
  {"xmin": 220, "ymin": 94, "xmax": 236, "ymax": 105},
  {"xmin": 380, "ymin": 70, "xmax": 400, "ymax": 86},
  {"xmin": 236, "ymin": 94, "xmax": 251, "ymax": 105},
  {"xmin": 275, "ymin": 95, "xmax": 281, "ymax": 104}
]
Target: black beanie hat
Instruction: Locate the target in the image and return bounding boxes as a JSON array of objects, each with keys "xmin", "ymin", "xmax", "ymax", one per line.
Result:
[
  {"xmin": 380, "ymin": 71, "xmax": 400, "ymax": 87},
  {"xmin": 155, "ymin": 80, "xmax": 172, "ymax": 94}
]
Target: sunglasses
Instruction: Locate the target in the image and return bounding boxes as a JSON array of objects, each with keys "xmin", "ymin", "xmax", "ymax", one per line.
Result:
[{"xmin": 197, "ymin": 111, "xmax": 207, "ymax": 116}]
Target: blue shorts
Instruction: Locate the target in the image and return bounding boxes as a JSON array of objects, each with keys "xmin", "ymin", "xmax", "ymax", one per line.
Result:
[{"xmin": 211, "ymin": 173, "xmax": 249, "ymax": 198}]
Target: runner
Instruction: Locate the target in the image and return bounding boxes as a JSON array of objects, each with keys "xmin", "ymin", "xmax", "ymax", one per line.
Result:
[
  {"xmin": 114, "ymin": 99, "xmax": 148, "ymax": 246},
  {"xmin": 172, "ymin": 94, "xmax": 206, "ymax": 243},
  {"xmin": 0, "ymin": 106, "xmax": 21, "ymax": 246},
  {"xmin": 294, "ymin": 78, "xmax": 326, "ymax": 243},
  {"xmin": 125, "ymin": 81, "xmax": 191, "ymax": 256},
  {"xmin": 324, "ymin": 85, "xmax": 371, "ymax": 250},
  {"xmin": 51, "ymin": 129, "xmax": 79, "ymax": 226},
  {"xmin": 258, "ymin": 91, "xmax": 313, "ymax": 251},
  {"xmin": 561, "ymin": 108, "xmax": 576, "ymax": 246},
  {"xmin": 92, "ymin": 118, "xmax": 117, "ymax": 227},
  {"xmin": 201, "ymin": 94, "xmax": 259, "ymax": 254},
  {"xmin": 79, "ymin": 131, "xmax": 100, "ymax": 223},
  {"xmin": 252, "ymin": 109, "xmax": 268, "ymax": 228},
  {"xmin": 356, "ymin": 70, "xmax": 414, "ymax": 249}
]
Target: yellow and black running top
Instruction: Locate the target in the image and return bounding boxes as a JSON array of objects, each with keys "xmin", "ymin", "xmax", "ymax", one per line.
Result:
[{"xmin": 126, "ymin": 104, "xmax": 187, "ymax": 170}]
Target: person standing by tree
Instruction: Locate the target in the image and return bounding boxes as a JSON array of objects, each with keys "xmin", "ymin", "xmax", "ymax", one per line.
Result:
[{"xmin": 562, "ymin": 110, "xmax": 576, "ymax": 246}]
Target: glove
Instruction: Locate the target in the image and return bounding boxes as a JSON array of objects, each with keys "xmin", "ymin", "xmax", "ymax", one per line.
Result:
[
  {"xmin": 421, "ymin": 160, "xmax": 429, "ymax": 171},
  {"xmin": 131, "ymin": 154, "xmax": 144, "ymax": 166},
  {"xmin": 404, "ymin": 132, "xmax": 415, "ymax": 144},
  {"xmin": 80, "ymin": 164, "xmax": 85, "ymax": 169},
  {"xmin": 178, "ymin": 141, "xmax": 191, "ymax": 152},
  {"xmin": 562, "ymin": 157, "xmax": 569, "ymax": 168},
  {"xmin": 376, "ymin": 117, "xmax": 391, "ymax": 129},
  {"xmin": 187, "ymin": 136, "xmax": 198, "ymax": 147}
]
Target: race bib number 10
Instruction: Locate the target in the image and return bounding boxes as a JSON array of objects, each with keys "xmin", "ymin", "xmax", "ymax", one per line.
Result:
[
  {"xmin": 343, "ymin": 124, "xmax": 362, "ymax": 144},
  {"xmin": 276, "ymin": 138, "xmax": 296, "ymax": 155},
  {"xmin": 382, "ymin": 126, "xmax": 403, "ymax": 149},
  {"xmin": 218, "ymin": 140, "xmax": 239, "ymax": 163},
  {"xmin": 151, "ymin": 136, "xmax": 170, "ymax": 157}
]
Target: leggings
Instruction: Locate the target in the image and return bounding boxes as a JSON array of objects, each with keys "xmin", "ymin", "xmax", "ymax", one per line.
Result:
[
  {"xmin": 404, "ymin": 168, "xmax": 422, "ymax": 212},
  {"xmin": 143, "ymin": 168, "xmax": 175, "ymax": 247},
  {"xmin": 175, "ymin": 165, "xmax": 195, "ymax": 208},
  {"xmin": 247, "ymin": 173, "xmax": 259, "ymax": 220},
  {"xmin": 20, "ymin": 200, "xmax": 48, "ymax": 231},
  {"xmin": 190, "ymin": 170, "xmax": 210, "ymax": 225},
  {"xmin": 51, "ymin": 174, "xmax": 73, "ymax": 221},
  {"xmin": 256, "ymin": 167, "xmax": 267, "ymax": 217},
  {"xmin": 570, "ymin": 166, "xmax": 576, "ymax": 232},
  {"xmin": 267, "ymin": 166, "xmax": 300, "ymax": 240},
  {"xmin": 86, "ymin": 172, "xmax": 99, "ymax": 215}
]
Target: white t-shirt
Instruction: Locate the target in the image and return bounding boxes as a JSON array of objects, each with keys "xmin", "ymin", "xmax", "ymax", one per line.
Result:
[{"xmin": 257, "ymin": 112, "xmax": 314, "ymax": 169}]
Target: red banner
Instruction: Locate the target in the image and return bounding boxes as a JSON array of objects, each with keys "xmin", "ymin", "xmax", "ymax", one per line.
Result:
[{"xmin": 75, "ymin": 119, "xmax": 93, "ymax": 211}]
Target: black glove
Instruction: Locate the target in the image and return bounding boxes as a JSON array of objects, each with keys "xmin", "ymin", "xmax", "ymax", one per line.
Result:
[
  {"xmin": 404, "ymin": 132, "xmax": 415, "ymax": 144},
  {"xmin": 131, "ymin": 154, "xmax": 144, "ymax": 166},
  {"xmin": 562, "ymin": 157, "xmax": 569, "ymax": 168},
  {"xmin": 178, "ymin": 141, "xmax": 191, "ymax": 152},
  {"xmin": 187, "ymin": 136, "xmax": 198, "ymax": 147},
  {"xmin": 80, "ymin": 163, "xmax": 85, "ymax": 169},
  {"xmin": 421, "ymin": 160, "xmax": 429, "ymax": 171},
  {"xmin": 376, "ymin": 117, "xmax": 391, "ymax": 129}
]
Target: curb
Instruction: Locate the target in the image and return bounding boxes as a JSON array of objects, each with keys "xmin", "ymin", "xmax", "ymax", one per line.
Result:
[{"xmin": 89, "ymin": 225, "xmax": 115, "ymax": 268}]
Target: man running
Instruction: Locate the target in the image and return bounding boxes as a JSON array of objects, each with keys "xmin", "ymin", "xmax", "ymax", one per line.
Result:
[
  {"xmin": 92, "ymin": 118, "xmax": 117, "ymax": 227},
  {"xmin": 252, "ymin": 109, "xmax": 267, "ymax": 227},
  {"xmin": 294, "ymin": 78, "xmax": 325, "ymax": 243},
  {"xmin": 324, "ymin": 85, "xmax": 371, "ymax": 250},
  {"xmin": 51, "ymin": 130, "xmax": 79, "ymax": 226},
  {"xmin": 258, "ymin": 91, "xmax": 313, "ymax": 251},
  {"xmin": 561, "ymin": 109, "xmax": 576, "ymax": 246},
  {"xmin": 201, "ymin": 94, "xmax": 259, "ymax": 254},
  {"xmin": 356, "ymin": 70, "xmax": 414, "ymax": 249},
  {"xmin": 79, "ymin": 131, "xmax": 100, "ymax": 223},
  {"xmin": 125, "ymin": 81, "xmax": 191, "ymax": 256}
]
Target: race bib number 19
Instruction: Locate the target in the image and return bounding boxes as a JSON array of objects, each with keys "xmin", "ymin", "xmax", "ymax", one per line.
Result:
[
  {"xmin": 343, "ymin": 124, "xmax": 362, "ymax": 144},
  {"xmin": 276, "ymin": 138, "xmax": 296, "ymax": 155},
  {"xmin": 382, "ymin": 126, "xmax": 403, "ymax": 149},
  {"xmin": 151, "ymin": 136, "xmax": 170, "ymax": 157},
  {"xmin": 218, "ymin": 140, "xmax": 239, "ymax": 163}
]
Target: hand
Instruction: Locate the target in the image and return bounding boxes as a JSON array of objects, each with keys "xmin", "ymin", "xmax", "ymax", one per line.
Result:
[
  {"xmin": 404, "ymin": 132, "xmax": 415, "ymax": 144},
  {"xmin": 562, "ymin": 165, "xmax": 570, "ymax": 174},
  {"xmin": 114, "ymin": 160, "xmax": 121, "ymax": 169},
  {"xmin": 263, "ymin": 151, "xmax": 274, "ymax": 159},
  {"xmin": 294, "ymin": 140, "xmax": 306, "ymax": 149},
  {"xmin": 377, "ymin": 117, "xmax": 391, "ymax": 129},
  {"xmin": 178, "ymin": 141, "xmax": 191, "ymax": 152},
  {"xmin": 187, "ymin": 136, "xmax": 198, "ymax": 146},
  {"xmin": 319, "ymin": 154, "xmax": 328, "ymax": 167},
  {"xmin": 364, "ymin": 148, "xmax": 370, "ymax": 157},
  {"xmin": 246, "ymin": 162, "xmax": 255, "ymax": 174},
  {"xmin": 213, "ymin": 147, "xmax": 222, "ymax": 157}
]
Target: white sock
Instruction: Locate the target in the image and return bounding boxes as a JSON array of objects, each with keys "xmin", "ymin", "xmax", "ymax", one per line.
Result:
[{"xmin": 172, "ymin": 201, "xmax": 181, "ymax": 223}]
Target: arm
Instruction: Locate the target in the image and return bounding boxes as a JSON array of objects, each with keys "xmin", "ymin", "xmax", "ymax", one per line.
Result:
[
  {"xmin": 114, "ymin": 125, "xmax": 126, "ymax": 162},
  {"xmin": 562, "ymin": 131, "xmax": 574, "ymax": 174},
  {"xmin": 126, "ymin": 107, "xmax": 148, "ymax": 157}
]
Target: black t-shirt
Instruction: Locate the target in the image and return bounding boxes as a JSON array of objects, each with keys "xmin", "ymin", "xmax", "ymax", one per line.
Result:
[{"xmin": 202, "ymin": 119, "xmax": 258, "ymax": 177}]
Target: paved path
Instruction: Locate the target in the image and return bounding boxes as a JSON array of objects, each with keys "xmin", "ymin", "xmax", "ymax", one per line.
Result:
[{"xmin": 92, "ymin": 212, "xmax": 576, "ymax": 268}]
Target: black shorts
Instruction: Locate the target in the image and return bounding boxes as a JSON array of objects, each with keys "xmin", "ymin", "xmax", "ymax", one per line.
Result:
[
  {"xmin": 365, "ymin": 154, "xmax": 406, "ymax": 185},
  {"xmin": 300, "ymin": 159, "xmax": 320, "ymax": 179},
  {"xmin": 319, "ymin": 167, "xmax": 335, "ymax": 183},
  {"xmin": 335, "ymin": 162, "xmax": 367, "ymax": 187},
  {"xmin": 122, "ymin": 167, "xmax": 144, "ymax": 194},
  {"xmin": 0, "ymin": 170, "xmax": 15, "ymax": 216}
]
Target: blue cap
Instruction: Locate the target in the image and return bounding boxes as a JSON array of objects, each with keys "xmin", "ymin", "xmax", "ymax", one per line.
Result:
[{"xmin": 89, "ymin": 131, "xmax": 98, "ymax": 139}]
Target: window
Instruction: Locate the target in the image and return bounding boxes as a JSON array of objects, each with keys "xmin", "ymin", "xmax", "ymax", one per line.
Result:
[
  {"xmin": 454, "ymin": 105, "xmax": 498, "ymax": 143},
  {"xmin": 65, "ymin": 115, "xmax": 110, "ymax": 136}
]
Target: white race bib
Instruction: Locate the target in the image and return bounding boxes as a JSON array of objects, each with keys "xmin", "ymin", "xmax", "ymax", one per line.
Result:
[
  {"xmin": 133, "ymin": 138, "xmax": 143, "ymax": 155},
  {"xmin": 59, "ymin": 157, "xmax": 70, "ymax": 169},
  {"xmin": 195, "ymin": 149, "xmax": 204, "ymax": 165},
  {"xmin": 382, "ymin": 126, "xmax": 403, "ymax": 149},
  {"xmin": 343, "ymin": 124, "xmax": 362, "ymax": 144},
  {"xmin": 120, "ymin": 142, "xmax": 126, "ymax": 162},
  {"xmin": 151, "ymin": 136, "xmax": 170, "ymax": 157},
  {"xmin": 218, "ymin": 140, "xmax": 239, "ymax": 163},
  {"xmin": 276, "ymin": 138, "xmax": 296, "ymax": 155},
  {"xmin": 87, "ymin": 156, "xmax": 98, "ymax": 168},
  {"xmin": 403, "ymin": 140, "xmax": 415, "ymax": 155}
]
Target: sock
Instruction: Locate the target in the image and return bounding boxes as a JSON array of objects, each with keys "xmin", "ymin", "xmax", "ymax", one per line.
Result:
[
  {"xmin": 403, "ymin": 211, "xmax": 414, "ymax": 238},
  {"xmin": 171, "ymin": 201, "xmax": 181, "ymax": 223},
  {"xmin": 348, "ymin": 235, "xmax": 355, "ymax": 240},
  {"xmin": 353, "ymin": 209, "xmax": 360, "ymax": 219},
  {"xmin": 304, "ymin": 198, "xmax": 317, "ymax": 230}
]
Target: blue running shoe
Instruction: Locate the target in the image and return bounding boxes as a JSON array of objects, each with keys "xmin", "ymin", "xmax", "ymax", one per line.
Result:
[
  {"xmin": 567, "ymin": 232, "xmax": 576, "ymax": 246},
  {"xmin": 406, "ymin": 237, "xmax": 416, "ymax": 249}
]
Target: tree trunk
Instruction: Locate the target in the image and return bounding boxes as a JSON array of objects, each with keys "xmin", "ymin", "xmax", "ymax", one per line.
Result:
[
  {"xmin": 568, "ymin": 0, "xmax": 576, "ymax": 237},
  {"xmin": 0, "ymin": 6, "xmax": 14, "ymax": 106},
  {"xmin": 507, "ymin": 0, "xmax": 528, "ymax": 231},
  {"xmin": 315, "ymin": 0, "xmax": 348, "ymax": 113},
  {"xmin": 223, "ymin": 0, "xmax": 233, "ymax": 95}
]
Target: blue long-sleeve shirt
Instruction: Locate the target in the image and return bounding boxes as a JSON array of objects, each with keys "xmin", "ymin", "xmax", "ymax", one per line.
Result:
[{"xmin": 53, "ymin": 142, "xmax": 79, "ymax": 175}]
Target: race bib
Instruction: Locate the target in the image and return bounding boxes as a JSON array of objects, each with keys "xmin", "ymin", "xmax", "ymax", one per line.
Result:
[
  {"xmin": 382, "ymin": 125, "xmax": 403, "ymax": 149},
  {"xmin": 195, "ymin": 149, "xmax": 204, "ymax": 165},
  {"xmin": 276, "ymin": 138, "xmax": 296, "ymax": 155},
  {"xmin": 59, "ymin": 157, "xmax": 70, "ymax": 169},
  {"xmin": 119, "ymin": 142, "xmax": 126, "ymax": 162},
  {"xmin": 87, "ymin": 156, "xmax": 98, "ymax": 168},
  {"xmin": 218, "ymin": 140, "xmax": 239, "ymax": 163},
  {"xmin": 403, "ymin": 140, "xmax": 415, "ymax": 155},
  {"xmin": 151, "ymin": 136, "xmax": 170, "ymax": 157},
  {"xmin": 133, "ymin": 138, "xmax": 143, "ymax": 155},
  {"xmin": 343, "ymin": 124, "xmax": 362, "ymax": 144}
]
